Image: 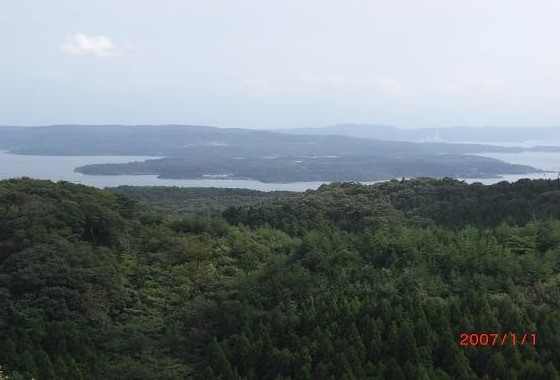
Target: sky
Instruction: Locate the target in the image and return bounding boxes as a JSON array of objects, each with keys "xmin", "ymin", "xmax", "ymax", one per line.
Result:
[{"xmin": 1, "ymin": 0, "xmax": 559, "ymax": 129}]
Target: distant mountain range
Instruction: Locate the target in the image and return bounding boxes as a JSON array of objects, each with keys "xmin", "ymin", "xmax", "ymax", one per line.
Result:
[
  {"xmin": 283, "ymin": 124, "xmax": 560, "ymax": 145},
  {"xmin": 0, "ymin": 124, "xmax": 552, "ymax": 183}
]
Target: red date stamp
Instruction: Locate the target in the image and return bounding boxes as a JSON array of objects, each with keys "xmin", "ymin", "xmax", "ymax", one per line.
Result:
[{"xmin": 459, "ymin": 333, "xmax": 537, "ymax": 347}]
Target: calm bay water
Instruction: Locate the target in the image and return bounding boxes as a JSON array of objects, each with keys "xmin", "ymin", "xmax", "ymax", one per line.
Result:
[
  {"xmin": 474, "ymin": 151, "xmax": 560, "ymax": 172},
  {"xmin": 0, "ymin": 152, "xmax": 326, "ymax": 191},
  {"xmin": 0, "ymin": 151, "xmax": 559, "ymax": 191},
  {"xmin": 464, "ymin": 151, "xmax": 560, "ymax": 184}
]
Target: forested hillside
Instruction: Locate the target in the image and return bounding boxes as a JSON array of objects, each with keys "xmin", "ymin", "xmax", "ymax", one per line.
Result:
[
  {"xmin": 107, "ymin": 186, "xmax": 290, "ymax": 216},
  {"xmin": 1, "ymin": 178, "xmax": 560, "ymax": 379}
]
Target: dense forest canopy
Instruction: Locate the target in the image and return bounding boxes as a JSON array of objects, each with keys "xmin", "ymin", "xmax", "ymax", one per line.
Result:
[
  {"xmin": 106, "ymin": 186, "xmax": 291, "ymax": 216},
  {"xmin": 1, "ymin": 177, "xmax": 560, "ymax": 379}
]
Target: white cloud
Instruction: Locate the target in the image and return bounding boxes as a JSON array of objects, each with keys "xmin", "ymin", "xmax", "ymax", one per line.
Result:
[{"xmin": 60, "ymin": 33, "xmax": 117, "ymax": 57}]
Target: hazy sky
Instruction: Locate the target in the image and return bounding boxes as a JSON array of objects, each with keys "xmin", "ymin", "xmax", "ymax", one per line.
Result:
[{"xmin": 1, "ymin": 0, "xmax": 559, "ymax": 128}]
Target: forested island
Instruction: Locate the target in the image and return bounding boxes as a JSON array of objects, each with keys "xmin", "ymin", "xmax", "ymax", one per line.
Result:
[
  {"xmin": 1, "ymin": 177, "xmax": 560, "ymax": 379},
  {"xmin": 0, "ymin": 125, "xmax": 545, "ymax": 182}
]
